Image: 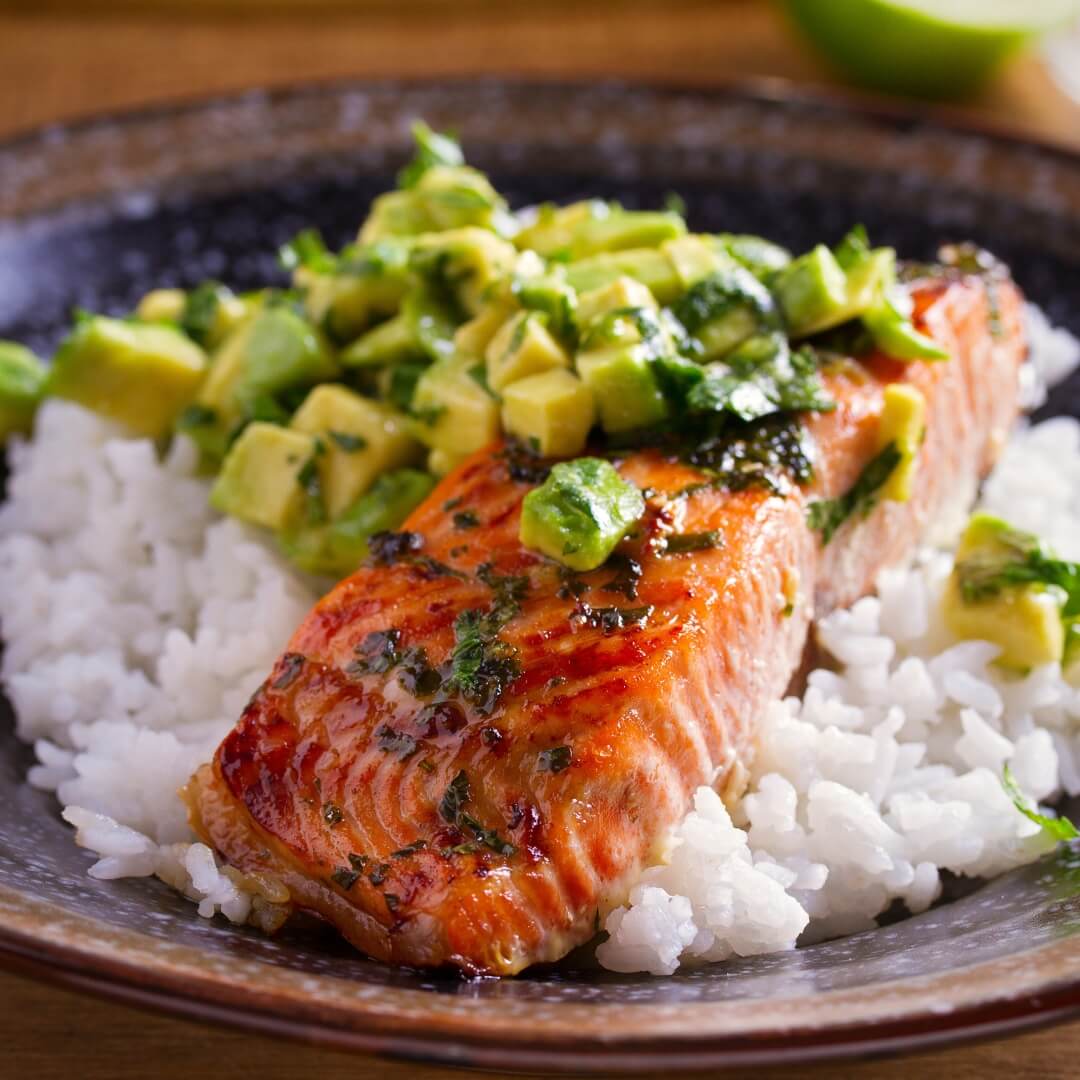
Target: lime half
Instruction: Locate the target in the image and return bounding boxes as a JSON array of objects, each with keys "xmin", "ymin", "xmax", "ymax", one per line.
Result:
[{"xmin": 781, "ymin": 0, "xmax": 1080, "ymax": 99}]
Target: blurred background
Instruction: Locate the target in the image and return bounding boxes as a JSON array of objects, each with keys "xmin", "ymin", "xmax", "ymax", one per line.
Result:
[{"xmin": 0, "ymin": 0, "xmax": 1077, "ymax": 146}]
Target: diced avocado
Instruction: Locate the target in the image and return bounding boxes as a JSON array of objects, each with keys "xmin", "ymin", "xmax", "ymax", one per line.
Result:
[
  {"xmin": 290, "ymin": 384, "xmax": 421, "ymax": 518},
  {"xmin": 341, "ymin": 313, "xmax": 425, "ymax": 368},
  {"xmin": 454, "ymin": 302, "xmax": 517, "ymax": 358},
  {"xmin": 944, "ymin": 514, "xmax": 1067, "ymax": 670},
  {"xmin": 238, "ymin": 307, "xmax": 338, "ymax": 401},
  {"xmin": 670, "ymin": 261, "xmax": 778, "ymax": 361},
  {"xmin": 297, "ymin": 241, "xmax": 411, "ymax": 344},
  {"xmin": 428, "ymin": 447, "xmax": 469, "ymax": 477},
  {"xmin": 944, "ymin": 576, "xmax": 1065, "ymax": 671},
  {"xmin": 719, "ymin": 234, "xmax": 792, "ymax": 280},
  {"xmin": 279, "ymin": 467, "xmax": 435, "ymax": 577},
  {"xmin": 47, "ymin": 316, "xmax": 207, "ymax": 439},
  {"xmin": 0, "ymin": 341, "xmax": 47, "ymax": 439},
  {"xmin": 411, "ymin": 354, "xmax": 500, "ymax": 456},
  {"xmin": 512, "ymin": 270, "xmax": 578, "ymax": 343},
  {"xmin": 410, "ymin": 228, "xmax": 518, "ymax": 315},
  {"xmin": 377, "ymin": 360, "xmax": 429, "ymax": 413},
  {"xmin": 576, "ymin": 276, "xmax": 658, "ymax": 326},
  {"xmin": 519, "ymin": 457, "xmax": 645, "ymax": 572},
  {"xmin": 776, "ymin": 246, "xmax": 895, "ymax": 339},
  {"xmin": 566, "ymin": 248, "xmax": 682, "ymax": 304},
  {"xmin": 196, "ymin": 306, "xmax": 338, "ymax": 435},
  {"xmin": 515, "ymin": 201, "xmax": 685, "ymax": 260},
  {"xmin": 773, "ymin": 245, "xmax": 848, "ymax": 337},
  {"xmin": 136, "ymin": 288, "xmax": 186, "ymax": 323},
  {"xmin": 501, "ymin": 369, "xmax": 596, "ymax": 458},
  {"xmin": 875, "ymin": 384, "xmax": 926, "ymax": 503},
  {"xmin": 863, "ymin": 299, "xmax": 950, "ymax": 361},
  {"xmin": 485, "ymin": 311, "xmax": 570, "ymax": 393},
  {"xmin": 179, "ymin": 282, "xmax": 251, "ymax": 349},
  {"xmin": 402, "ymin": 283, "xmax": 462, "ymax": 362},
  {"xmin": 662, "ymin": 235, "xmax": 724, "ymax": 290},
  {"xmin": 210, "ymin": 422, "xmax": 316, "ymax": 530},
  {"xmin": 575, "ymin": 344, "xmax": 668, "ymax": 434},
  {"xmin": 359, "ymin": 166, "xmax": 510, "ymax": 243},
  {"xmin": 695, "ymin": 308, "xmax": 761, "ymax": 360}
]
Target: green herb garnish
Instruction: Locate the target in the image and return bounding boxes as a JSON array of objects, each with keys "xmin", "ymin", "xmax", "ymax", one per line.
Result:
[
  {"xmin": 1002, "ymin": 764, "xmax": 1079, "ymax": 842},
  {"xmin": 397, "ymin": 121, "xmax": 465, "ymax": 189},
  {"xmin": 180, "ymin": 281, "xmax": 230, "ymax": 347},
  {"xmin": 807, "ymin": 441, "xmax": 902, "ymax": 544},
  {"xmin": 538, "ymin": 745, "xmax": 573, "ymax": 774},
  {"xmin": 664, "ymin": 530, "xmax": 722, "ymax": 555},
  {"xmin": 271, "ymin": 652, "xmax": 304, "ymax": 690},
  {"xmin": 328, "ymin": 430, "xmax": 367, "ymax": 453}
]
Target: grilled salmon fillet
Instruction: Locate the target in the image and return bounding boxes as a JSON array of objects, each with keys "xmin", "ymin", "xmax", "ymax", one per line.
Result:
[{"xmin": 190, "ymin": 273, "xmax": 1026, "ymax": 975}]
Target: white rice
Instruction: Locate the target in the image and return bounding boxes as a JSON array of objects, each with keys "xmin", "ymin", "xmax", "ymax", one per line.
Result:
[{"xmin": 1, "ymin": 306, "xmax": 1078, "ymax": 962}]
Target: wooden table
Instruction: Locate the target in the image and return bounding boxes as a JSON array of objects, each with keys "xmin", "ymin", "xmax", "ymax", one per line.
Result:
[{"xmin": 1, "ymin": 3, "xmax": 1078, "ymax": 1078}]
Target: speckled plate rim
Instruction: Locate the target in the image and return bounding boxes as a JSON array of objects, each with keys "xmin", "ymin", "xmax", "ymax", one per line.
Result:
[
  {"xmin": 1, "ymin": 76, "xmax": 1079, "ymax": 1073},
  {"xmin": 3, "ymin": 884, "xmax": 1080, "ymax": 1072}
]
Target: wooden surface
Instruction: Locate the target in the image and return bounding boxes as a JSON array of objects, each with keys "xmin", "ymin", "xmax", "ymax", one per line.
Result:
[{"xmin": 1, "ymin": 3, "xmax": 1078, "ymax": 1078}]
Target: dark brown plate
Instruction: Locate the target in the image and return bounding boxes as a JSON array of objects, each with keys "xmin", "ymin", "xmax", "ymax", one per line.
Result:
[{"xmin": 1, "ymin": 80, "xmax": 1079, "ymax": 1074}]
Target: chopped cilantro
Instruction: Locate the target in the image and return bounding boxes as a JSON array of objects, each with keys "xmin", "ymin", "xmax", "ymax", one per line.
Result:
[
  {"xmin": 328, "ymin": 430, "xmax": 367, "ymax": 453},
  {"xmin": 271, "ymin": 652, "xmax": 305, "ymax": 690},
  {"xmin": 1003, "ymin": 764, "xmax": 1079, "ymax": 842},
  {"xmin": 807, "ymin": 442, "xmax": 903, "ymax": 544},
  {"xmin": 397, "ymin": 121, "xmax": 464, "ymax": 189},
  {"xmin": 538, "ymin": 745, "xmax": 573, "ymax": 774}
]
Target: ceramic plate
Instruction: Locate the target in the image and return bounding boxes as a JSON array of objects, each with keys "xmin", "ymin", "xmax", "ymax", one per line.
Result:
[{"xmin": 1, "ymin": 80, "xmax": 1079, "ymax": 1073}]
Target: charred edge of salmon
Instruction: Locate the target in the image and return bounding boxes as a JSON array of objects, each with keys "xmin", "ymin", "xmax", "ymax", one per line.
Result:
[{"xmin": 191, "ymin": 275, "xmax": 1027, "ymax": 976}]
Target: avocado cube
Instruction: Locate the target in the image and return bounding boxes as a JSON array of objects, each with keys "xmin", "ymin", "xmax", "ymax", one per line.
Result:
[
  {"xmin": 341, "ymin": 313, "xmax": 424, "ymax": 368},
  {"xmin": 210, "ymin": 422, "xmax": 316, "ymax": 530},
  {"xmin": 290, "ymin": 384, "xmax": 420, "ymax": 518},
  {"xmin": 298, "ymin": 248, "xmax": 410, "ymax": 341},
  {"xmin": 694, "ymin": 307, "xmax": 761, "ymax": 362},
  {"xmin": 520, "ymin": 457, "xmax": 645, "ymax": 572},
  {"xmin": 485, "ymin": 311, "xmax": 570, "ymax": 393},
  {"xmin": 410, "ymin": 228, "xmax": 518, "ymax": 315},
  {"xmin": 237, "ymin": 307, "xmax": 338, "ymax": 402},
  {"xmin": 944, "ymin": 574, "xmax": 1065, "ymax": 671},
  {"xmin": 863, "ymin": 299, "xmax": 950, "ymax": 361},
  {"xmin": 428, "ymin": 446, "xmax": 469, "ymax": 477},
  {"xmin": 279, "ymin": 467, "xmax": 435, "ymax": 577},
  {"xmin": 575, "ymin": 344, "xmax": 668, "ymax": 434},
  {"xmin": 662, "ymin": 235, "xmax": 723, "ymax": 289},
  {"xmin": 576, "ymin": 276, "xmax": 658, "ymax": 326},
  {"xmin": 454, "ymin": 302, "xmax": 516, "ymax": 358},
  {"xmin": 944, "ymin": 514, "xmax": 1068, "ymax": 670},
  {"xmin": 719, "ymin": 234, "xmax": 792, "ymax": 279},
  {"xmin": 136, "ymin": 288, "xmax": 186, "ymax": 324},
  {"xmin": 516, "ymin": 201, "xmax": 685, "ymax": 260},
  {"xmin": 774, "ymin": 245, "xmax": 849, "ymax": 337},
  {"xmin": 47, "ymin": 317, "xmax": 207, "ymax": 439},
  {"xmin": 411, "ymin": 355, "xmax": 500, "ymax": 456},
  {"xmin": 359, "ymin": 166, "xmax": 508, "ymax": 243},
  {"xmin": 0, "ymin": 341, "xmax": 46, "ymax": 440},
  {"xmin": 566, "ymin": 248, "xmax": 683, "ymax": 305},
  {"xmin": 876, "ymin": 384, "xmax": 926, "ymax": 503},
  {"xmin": 501, "ymin": 369, "xmax": 596, "ymax": 458},
  {"xmin": 197, "ymin": 307, "xmax": 338, "ymax": 432}
]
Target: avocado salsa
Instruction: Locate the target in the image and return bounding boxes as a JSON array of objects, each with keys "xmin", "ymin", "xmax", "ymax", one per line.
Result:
[{"xmin": 0, "ymin": 122, "xmax": 986, "ymax": 586}]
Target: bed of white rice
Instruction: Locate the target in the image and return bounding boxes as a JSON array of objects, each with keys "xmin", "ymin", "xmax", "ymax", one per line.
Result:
[{"xmin": 1, "ymin": 305, "xmax": 1078, "ymax": 973}]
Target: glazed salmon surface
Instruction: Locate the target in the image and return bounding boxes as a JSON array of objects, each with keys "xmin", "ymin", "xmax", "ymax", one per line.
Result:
[{"xmin": 191, "ymin": 275, "xmax": 1026, "ymax": 975}]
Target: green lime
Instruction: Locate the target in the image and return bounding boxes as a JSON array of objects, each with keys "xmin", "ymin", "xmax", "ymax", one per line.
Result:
[{"xmin": 781, "ymin": 0, "xmax": 1080, "ymax": 98}]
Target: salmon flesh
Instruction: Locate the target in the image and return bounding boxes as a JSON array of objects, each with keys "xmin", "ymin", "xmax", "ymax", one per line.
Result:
[{"xmin": 190, "ymin": 273, "xmax": 1026, "ymax": 975}]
